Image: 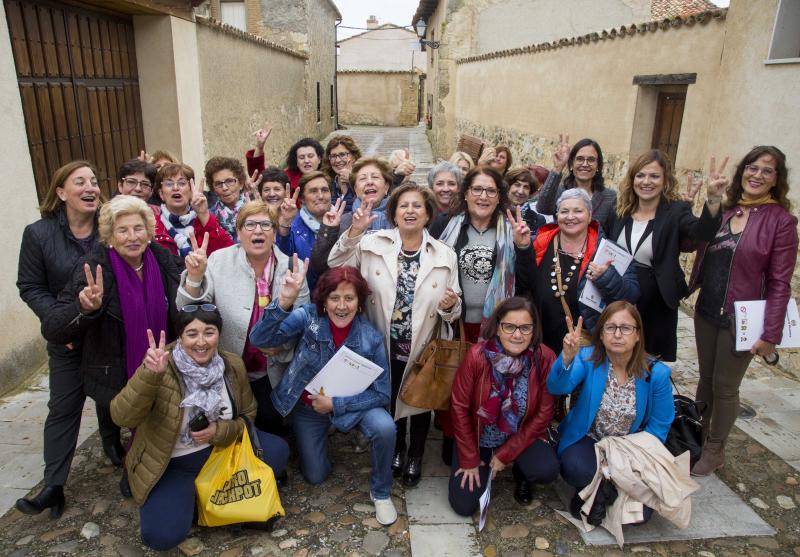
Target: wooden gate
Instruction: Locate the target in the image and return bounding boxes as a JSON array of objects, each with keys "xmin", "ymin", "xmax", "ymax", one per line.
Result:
[
  {"xmin": 651, "ymin": 92, "xmax": 686, "ymax": 165},
  {"xmin": 4, "ymin": 0, "xmax": 145, "ymax": 201}
]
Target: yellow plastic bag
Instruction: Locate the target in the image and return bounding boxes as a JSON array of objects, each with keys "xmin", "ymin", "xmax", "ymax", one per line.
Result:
[{"xmin": 195, "ymin": 423, "xmax": 284, "ymax": 527}]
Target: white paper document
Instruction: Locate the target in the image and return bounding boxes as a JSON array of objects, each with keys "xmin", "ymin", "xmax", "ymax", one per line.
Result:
[
  {"xmin": 478, "ymin": 471, "xmax": 493, "ymax": 532},
  {"xmin": 734, "ymin": 298, "xmax": 800, "ymax": 351},
  {"xmin": 578, "ymin": 239, "xmax": 634, "ymax": 313},
  {"xmin": 304, "ymin": 345, "xmax": 384, "ymax": 397}
]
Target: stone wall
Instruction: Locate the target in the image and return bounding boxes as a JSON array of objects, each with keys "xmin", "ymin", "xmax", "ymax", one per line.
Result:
[
  {"xmin": 304, "ymin": 0, "xmax": 338, "ymax": 135},
  {"xmin": 339, "ymin": 72, "xmax": 421, "ymax": 127}
]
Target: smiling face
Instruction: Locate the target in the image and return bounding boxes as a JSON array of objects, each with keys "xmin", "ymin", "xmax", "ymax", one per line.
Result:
[
  {"xmin": 394, "ymin": 190, "xmax": 429, "ymax": 235},
  {"xmin": 260, "ymin": 181, "xmax": 286, "ymax": 208},
  {"xmin": 328, "ymin": 144, "xmax": 352, "ymax": 174},
  {"xmin": 159, "ymin": 172, "xmax": 191, "ymax": 215},
  {"xmin": 600, "ymin": 308, "xmax": 640, "ymax": 360},
  {"xmin": 490, "ymin": 150, "xmax": 508, "ymax": 173},
  {"xmin": 556, "ymin": 198, "xmax": 591, "ymax": 237},
  {"xmin": 632, "ymin": 160, "xmax": 665, "ymax": 204},
  {"xmin": 497, "ymin": 309, "xmax": 535, "ymax": 356},
  {"xmin": 354, "ymin": 163, "xmax": 389, "ymax": 206},
  {"xmin": 302, "ymin": 176, "xmax": 332, "ymax": 219},
  {"xmin": 296, "ymin": 146, "xmax": 321, "ymax": 175},
  {"xmin": 325, "ymin": 281, "xmax": 359, "ymax": 328},
  {"xmin": 180, "ymin": 319, "xmax": 220, "ymax": 366},
  {"xmin": 117, "ymin": 171, "xmax": 153, "ymax": 202},
  {"xmin": 238, "ymin": 211, "xmax": 275, "ymax": 260},
  {"xmin": 432, "ymin": 171, "xmax": 458, "ymax": 210},
  {"xmin": 741, "ymin": 154, "xmax": 777, "ymax": 200},
  {"xmin": 112, "ymin": 212, "xmax": 150, "ymax": 265},
  {"xmin": 456, "ymin": 159, "xmax": 471, "ymax": 175},
  {"xmin": 57, "ymin": 166, "xmax": 100, "ymax": 217},
  {"xmin": 465, "ymin": 173, "xmax": 500, "ymax": 224},
  {"xmin": 508, "ymin": 178, "xmax": 532, "ymax": 206},
  {"xmin": 211, "ymin": 168, "xmax": 241, "ymax": 207},
  {"xmin": 571, "ymin": 145, "xmax": 599, "ymax": 185}
]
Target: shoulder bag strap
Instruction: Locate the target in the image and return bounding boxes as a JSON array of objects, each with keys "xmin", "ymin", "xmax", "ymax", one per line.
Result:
[{"xmin": 241, "ymin": 415, "xmax": 263, "ymax": 458}]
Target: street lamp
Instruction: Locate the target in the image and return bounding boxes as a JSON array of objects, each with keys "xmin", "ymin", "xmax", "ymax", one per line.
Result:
[{"xmin": 414, "ymin": 19, "xmax": 440, "ymax": 49}]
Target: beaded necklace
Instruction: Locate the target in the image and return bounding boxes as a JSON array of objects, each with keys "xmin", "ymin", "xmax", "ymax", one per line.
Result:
[{"xmin": 551, "ymin": 234, "xmax": 586, "ymax": 299}]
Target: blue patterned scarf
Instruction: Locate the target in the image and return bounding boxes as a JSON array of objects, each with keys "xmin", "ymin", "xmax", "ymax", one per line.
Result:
[
  {"xmin": 159, "ymin": 204, "xmax": 196, "ymax": 257},
  {"xmin": 211, "ymin": 194, "xmax": 245, "ymax": 242}
]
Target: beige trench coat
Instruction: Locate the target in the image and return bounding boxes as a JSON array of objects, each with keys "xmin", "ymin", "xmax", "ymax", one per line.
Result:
[{"xmin": 328, "ymin": 228, "xmax": 462, "ymax": 419}]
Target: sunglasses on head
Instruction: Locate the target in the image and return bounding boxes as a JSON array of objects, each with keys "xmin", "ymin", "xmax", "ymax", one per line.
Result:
[{"xmin": 180, "ymin": 303, "xmax": 217, "ymax": 313}]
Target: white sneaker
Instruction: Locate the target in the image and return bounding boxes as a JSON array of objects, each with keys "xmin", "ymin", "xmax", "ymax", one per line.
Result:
[{"xmin": 370, "ymin": 492, "xmax": 398, "ymax": 525}]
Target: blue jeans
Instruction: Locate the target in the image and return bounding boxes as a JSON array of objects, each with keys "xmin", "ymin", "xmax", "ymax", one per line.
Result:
[
  {"xmin": 139, "ymin": 429, "xmax": 289, "ymax": 551},
  {"xmin": 292, "ymin": 403, "xmax": 396, "ymax": 499}
]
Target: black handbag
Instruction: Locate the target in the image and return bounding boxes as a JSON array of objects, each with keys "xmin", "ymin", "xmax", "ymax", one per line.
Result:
[{"xmin": 665, "ymin": 377, "xmax": 707, "ymax": 466}]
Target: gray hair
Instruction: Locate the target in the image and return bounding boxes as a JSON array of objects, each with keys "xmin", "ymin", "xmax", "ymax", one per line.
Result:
[
  {"xmin": 427, "ymin": 161, "xmax": 463, "ymax": 188},
  {"xmin": 556, "ymin": 188, "xmax": 592, "ymax": 214}
]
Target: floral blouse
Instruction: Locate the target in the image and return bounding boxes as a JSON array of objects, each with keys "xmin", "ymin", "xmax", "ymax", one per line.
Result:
[
  {"xmin": 390, "ymin": 250, "xmax": 420, "ymax": 362},
  {"xmin": 589, "ymin": 364, "xmax": 637, "ymax": 440}
]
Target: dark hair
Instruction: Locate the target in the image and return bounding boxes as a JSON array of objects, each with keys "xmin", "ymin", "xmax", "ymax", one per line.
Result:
[
  {"xmin": 480, "ymin": 297, "xmax": 542, "ymax": 348},
  {"xmin": 322, "ymin": 135, "xmax": 362, "ymax": 179},
  {"xmin": 725, "ymin": 145, "xmax": 792, "ymax": 212},
  {"xmin": 297, "ymin": 170, "xmax": 331, "ymax": 198},
  {"xmin": 349, "ymin": 157, "xmax": 394, "ymax": 191},
  {"xmin": 590, "ymin": 301, "xmax": 647, "ymax": 378},
  {"xmin": 564, "ymin": 138, "xmax": 605, "ymax": 192},
  {"xmin": 450, "ymin": 166, "xmax": 509, "ymax": 219},
  {"xmin": 386, "ymin": 182, "xmax": 437, "ymax": 227},
  {"xmin": 174, "ymin": 306, "xmax": 224, "ymax": 337},
  {"xmin": 312, "ymin": 266, "xmax": 372, "ymax": 315},
  {"xmin": 117, "ymin": 159, "xmax": 157, "ymax": 185},
  {"xmin": 285, "ymin": 138, "xmax": 324, "ymax": 174},
  {"xmin": 259, "ymin": 166, "xmax": 290, "ymax": 195},
  {"xmin": 495, "ymin": 145, "xmax": 513, "ymax": 174},
  {"xmin": 505, "ymin": 167, "xmax": 538, "ymax": 191},
  {"xmin": 204, "ymin": 156, "xmax": 246, "ymax": 188}
]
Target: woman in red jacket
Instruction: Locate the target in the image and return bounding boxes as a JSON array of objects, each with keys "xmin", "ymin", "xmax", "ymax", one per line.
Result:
[{"xmin": 448, "ymin": 297, "xmax": 558, "ymax": 516}]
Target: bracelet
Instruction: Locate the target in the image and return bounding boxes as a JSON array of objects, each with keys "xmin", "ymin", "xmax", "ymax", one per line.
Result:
[{"xmin": 185, "ymin": 277, "xmax": 202, "ymax": 288}]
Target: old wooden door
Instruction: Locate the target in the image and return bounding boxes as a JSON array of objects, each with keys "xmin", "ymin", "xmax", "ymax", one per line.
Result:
[
  {"xmin": 4, "ymin": 0, "xmax": 145, "ymax": 201},
  {"xmin": 651, "ymin": 92, "xmax": 686, "ymax": 164}
]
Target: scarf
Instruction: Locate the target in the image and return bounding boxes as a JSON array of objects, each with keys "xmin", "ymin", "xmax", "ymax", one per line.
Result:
[
  {"xmin": 737, "ymin": 194, "xmax": 778, "ymax": 208},
  {"xmin": 241, "ymin": 252, "xmax": 276, "ymax": 375},
  {"xmin": 477, "ymin": 337, "xmax": 530, "ymax": 434},
  {"xmin": 159, "ymin": 204, "xmax": 197, "ymax": 257},
  {"xmin": 300, "ymin": 206, "xmax": 322, "ymax": 234},
  {"xmin": 351, "ymin": 197, "xmax": 391, "ymax": 231},
  {"xmin": 211, "ymin": 194, "xmax": 245, "ymax": 241},
  {"xmin": 173, "ymin": 340, "xmax": 227, "ymax": 445},
  {"xmin": 108, "ymin": 247, "xmax": 168, "ymax": 380},
  {"xmin": 440, "ymin": 213, "xmax": 515, "ymax": 321}
]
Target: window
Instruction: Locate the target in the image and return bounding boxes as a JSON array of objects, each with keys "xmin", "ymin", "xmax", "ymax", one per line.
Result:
[
  {"xmin": 767, "ymin": 0, "xmax": 800, "ymax": 64},
  {"xmin": 330, "ymin": 84, "xmax": 335, "ymax": 119},
  {"xmin": 221, "ymin": 1, "xmax": 246, "ymax": 32},
  {"xmin": 316, "ymin": 82, "xmax": 321, "ymax": 123}
]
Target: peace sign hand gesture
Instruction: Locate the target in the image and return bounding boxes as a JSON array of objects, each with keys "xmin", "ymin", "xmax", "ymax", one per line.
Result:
[
  {"xmin": 278, "ymin": 187, "xmax": 300, "ymax": 232},
  {"xmin": 681, "ymin": 174, "xmax": 702, "ymax": 205},
  {"xmin": 553, "ymin": 133, "xmax": 571, "ymax": 174},
  {"xmin": 185, "ymin": 231, "xmax": 209, "ymax": 283},
  {"xmin": 78, "ymin": 264, "xmax": 104, "ymax": 314},
  {"xmin": 244, "ymin": 169, "xmax": 262, "ymax": 201},
  {"xmin": 561, "ymin": 315, "xmax": 584, "ymax": 368},
  {"xmin": 278, "ymin": 254, "xmax": 308, "ymax": 311},
  {"xmin": 706, "ymin": 155, "xmax": 730, "ymax": 201},
  {"xmin": 323, "ymin": 198, "xmax": 346, "ymax": 227},
  {"xmin": 190, "ymin": 178, "xmax": 209, "ymax": 221},
  {"xmin": 507, "ymin": 206, "xmax": 532, "ymax": 249},
  {"xmin": 350, "ymin": 200, "xmax": 377, "ymax": 237},
  {"xmin": 143, "ymin": 329, "xmax": 169, "ymax": 374}
]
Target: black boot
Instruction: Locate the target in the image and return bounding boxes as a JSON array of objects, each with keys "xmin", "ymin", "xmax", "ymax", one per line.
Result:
[
  {"xmin": 392, "ymin": 449, "xmax": 405, "ymax": 478},
  {"xmin": 16, "ymin": 485, "xmax": 65, "ymax": 519},
  {"xmin": 120, "ymin": 469, "xmax": 132, "ymax": 499},
  {"xmin": 102, "ymin": 437, "xmax": 125, "ymax": 467},
  {"xmin": 513, "ymin": 479, "xmax": 533, "ymax": 505},
  {"xmin": 441, "ymin": 437, "xmax": 454, "ymax": 467},
  {"xmin": 402, "ymin": 456, "xmax": 422, "ymax": 487}
]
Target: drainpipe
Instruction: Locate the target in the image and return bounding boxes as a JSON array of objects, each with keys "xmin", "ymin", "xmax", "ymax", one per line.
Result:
[{"xmin": 334, "ymin": 15, "xmax": 342, "ymax": 130}]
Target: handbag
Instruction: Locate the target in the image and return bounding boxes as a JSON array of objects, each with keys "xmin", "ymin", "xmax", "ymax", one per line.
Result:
[
  {"xmin": 195, "ymin": 416, "xmax": 285, "ymax": 527},
  {"xmin": 399, "ymin": 319, "xmax": 473, "ymax": 411},
  {"xmin": 665, "ymin": 377, "xmax": 707, "ymax": 466}
]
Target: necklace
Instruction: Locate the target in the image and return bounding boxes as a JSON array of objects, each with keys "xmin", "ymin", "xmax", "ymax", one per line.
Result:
[
  {"xmin": 557, "ymin": 232, "xmax": 587, "ymax": 259},
  {"xmin": 551, "ymin": 235, "xmax": 583, "ymax": 298},
  {"xmin": 134, "ymin": 262, "xmax": 144, "ymax": 272},
  {"xmin": 400, "ymin": 245, "xmax": 422, "ymax": 258}
]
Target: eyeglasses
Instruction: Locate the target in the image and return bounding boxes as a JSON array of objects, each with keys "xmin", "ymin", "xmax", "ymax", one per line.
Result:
[
  {"xmin": 744, "ymin": 165, "xmax": 776, "ymax": 178},
  {"xmin": 469, "ymin": 186, "xmax": 499, "ymax": 198},
  {"xmin": 122, "ymin": 177, "xmax": 153, "ymax": 191},
  {"xmin": 499, "ymin": 322, "xmax": 534, "ymax": 335},
  {"xmin": 602, "ymin": 324, "xmax": 638, "ymax": 336},
  {"xmin": 181, "ymin": 303, "xmax": 217, "ymax": 313},
  {"xmin": 212, "ymin": 177, "xmax": 238, "ymax": 190},
  {"xmin": 242, "ymin": 220, "xmax": 274, "ymax": 232},
  {"xmin": 163, "ymin": 179, "xmax": 189, "ymax": 189},
  {"xmin": 574, "ymin": 156, "xmax": 598, "ymax": 166},
  {"xmin": 329, "ymin": 152, "xmax": 351, "ymax": 161}
]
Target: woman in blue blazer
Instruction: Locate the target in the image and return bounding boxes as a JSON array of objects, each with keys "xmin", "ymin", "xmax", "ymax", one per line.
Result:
[{"xmin": 547, "ymin": 301, "xmax": 674, "ymax": 517}]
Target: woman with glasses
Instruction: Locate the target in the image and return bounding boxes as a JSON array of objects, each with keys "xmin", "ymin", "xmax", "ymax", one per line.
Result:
[
  {"xmin": 205, "ymin": 157, "xmax": 259, "ymax": 242},
  {"xmin": 110, "ymin": 305, "xmax": 289, "ymax": 551},
  {"xmin": 40, "ymin": 195, "xmax": 182, "ymax": 500},
  {"xmin": 177, "ymin": 201, "xmax": 310, "ymax": 434},
  {"xmin": 152, "ymin": 162, "xmax": 233, "ymax": 257},
  {"xmin": 116, "ymin": 159, "xmax": 157, "ymax": 205},
  {"xmin": 323, "ymin": 135, "xmax": 362, "ymax": 212},
  {"xmin": 448, "ymin": 297, "xmax": 558, "ymax": 516},
  {"xmin": 687, "ymin": 146, "xmax": 798, "ymax": 476},
  {"xmin": 536, "ymin": 136, "xmax": 617, "ymax": 234},
  {"xmin": 548, "ymin": 301, "xmax": 674, "ymax": 521}
]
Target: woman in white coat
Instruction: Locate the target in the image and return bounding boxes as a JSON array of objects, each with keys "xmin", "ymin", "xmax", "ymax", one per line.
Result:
[
  {"xmin": 328, "ymin": 183, "xmax": 462, "ymax": 487},
  {"xmin": 177, "ymin": 201, "xmax": 309, "ymax": 434}
]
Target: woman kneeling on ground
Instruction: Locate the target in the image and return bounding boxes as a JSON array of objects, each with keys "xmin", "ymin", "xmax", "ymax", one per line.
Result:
[
  {"xmin": 110, "ymin": 306, "xmax": 289, "ymax": 551},
  {"xmin": 449, "ymin": 297, "xmax": 559, "ymax": 516},
  {"xmin": 249, "ymin": 265, "xmax": 398, "ymax": 526}
]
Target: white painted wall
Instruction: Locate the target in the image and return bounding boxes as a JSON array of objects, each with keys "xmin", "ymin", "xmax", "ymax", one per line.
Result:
[{"xmin": 338, "ymin": 26, "xmax": 427, "ymax": 73}]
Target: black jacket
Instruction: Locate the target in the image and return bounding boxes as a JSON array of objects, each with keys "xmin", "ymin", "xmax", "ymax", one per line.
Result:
[
  {"xmin": 17, "ymin": 208, "xmax": 98, "ymax": 356},
  {"xmin": 607, "ymin": 199, "xmax": 721, "ymax": 310},
  {"xmin": 41, "ymin": 242, "xmax": 182, "ymax": 403}
]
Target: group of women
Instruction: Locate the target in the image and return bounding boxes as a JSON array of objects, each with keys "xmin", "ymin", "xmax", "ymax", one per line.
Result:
[{"xmin": 15, "ymin": 128, "xmax": 797, "ymax": 549}]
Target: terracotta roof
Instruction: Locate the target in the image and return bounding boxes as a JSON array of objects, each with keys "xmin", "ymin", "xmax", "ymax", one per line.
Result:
[
  {"xmin": 195, "ymin": 16, "xmax": 308, "ymax": 59},
  {"xmin": 651, "ymin": 0, "xmax": 717, "ymax": 19},
  {"xmin": 337, "ymin": 69, "xmax": 425, "ymax": 75}
]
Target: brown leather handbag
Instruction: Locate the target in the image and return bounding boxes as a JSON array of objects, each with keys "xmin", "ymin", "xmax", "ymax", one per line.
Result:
[{"xmin": 399, "ymin": 319, "xmax": 473, "ymax": 411}]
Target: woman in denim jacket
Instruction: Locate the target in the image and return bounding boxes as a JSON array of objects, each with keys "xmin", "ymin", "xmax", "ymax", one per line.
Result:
[{"xmin": 249, "ymin": 264, "xmax": 397, "ymax": 526}]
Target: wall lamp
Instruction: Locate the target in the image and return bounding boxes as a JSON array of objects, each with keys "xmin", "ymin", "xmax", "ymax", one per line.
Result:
[{"xmin": 414, "ymin": 19, "xmax": 440, "ymax": 49}]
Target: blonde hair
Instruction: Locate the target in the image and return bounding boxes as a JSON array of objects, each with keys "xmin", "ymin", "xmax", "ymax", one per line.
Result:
[
  {"xmin": 235, "ymin": 200, "xmax": 279, "ymax": 230},
  {"xmin": 39, "ymin": 160, "xmax": 100, "ymax": 217},
  {"xmin": 98, "ymin": 195, "xmax": 155, "ymax": 246},
  {"xmin": 449, "ymin": 151, "xmax": 475, "ymax": 171}
]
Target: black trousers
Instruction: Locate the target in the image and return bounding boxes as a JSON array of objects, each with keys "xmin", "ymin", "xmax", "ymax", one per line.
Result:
[
  {"xmin": 44, "ymin": 351, "xmax": 118, "ymax": 486},
  {"xmin": 249, "ymin": 375, "xmax": 284, "ymax": 435},
  {"xmin": 390, "ymin": 358, "xmax": 431, "ymax": 457}
]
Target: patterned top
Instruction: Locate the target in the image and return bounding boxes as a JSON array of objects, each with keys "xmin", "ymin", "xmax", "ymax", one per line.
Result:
[
  {"xmin": 696, "ymin": 220, "xmax": 741, "ymax": 327},
  {"xmin": 459, "ymin": 225, "xmax": 496, "ymax": 323},
  {"xmin": 390, "ymin": 250, "xmax": 420, "ymax": 362},
  {"xmin": 479, "ymin": 366, "xmax": 529, "ymax": 448},
  {"xmin": 589, "ymin": 364, "xmax": 637, "ymax": 440}
]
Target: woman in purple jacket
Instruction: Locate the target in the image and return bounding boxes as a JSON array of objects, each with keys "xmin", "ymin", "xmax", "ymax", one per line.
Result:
[{"xmin": 689, "ymin": 146, "xmax": 798, "ymax": 476}]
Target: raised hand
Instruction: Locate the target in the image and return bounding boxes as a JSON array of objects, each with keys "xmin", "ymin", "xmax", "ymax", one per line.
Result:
[
  {"xmin": 185, "ymin": 231, "xmax": 209, "ymax": 282},
  {"xmin": 190, "ymin": 178, "xmax": 209, "ymax": 225},
  {"xmin": 278, "ymin": 187, "xmax": 300, "ymax": 232},
  {"xmin": 553, "ymin": 133, "xmax": 570, "ymax": 173},
  {"xmin": 278, "ymin": 254, "xmax": 308, "ymax": 310},
  {"xmin": 143, "ymin": 329, "xmax": 169, "ymax": 374},
  {"xmin": 322, "ymin": 198, "xmax": 346, "ymax": 227},
  {"xmin": 477, "ymin": 147, "xmax": 496, "ymax": 167},
  {"xmin": 253, "ymin": 122, "xmax": 273, "ymax": 156},
  {"xmin": 394, "ymin": 148, "xmax": 416, "ymax": 177},
  {"xmin": 138, "ymin": 150, "xmax": 154, "ymax": 164},
  {"xmin": 438, "ymin": 287, "xmax": 458, "ymax": 311},
  {"xmin": 682, "ymin": 174, "xmax": 703, "ymax": 205},
  {"xmin": 244, "ymin": 169, "xmax": 262, "ymax": 201},
  {"xmin": 507, "ymin": 206, "xmax": 531, "ymax": 248},
  {"xmin": 562, "ymin": 315, "xmax": 584, "ymax": 368},
  {"xmin": 349, "ymin": 200, "xmax": 377, "ymax": 237},
  {"xmin": 78, "ymin": 263, "xmax": 104, "ymax": 314},
  {"xmin": 706, "ymin": 155, "xmax": 730, "ymax": 200}
]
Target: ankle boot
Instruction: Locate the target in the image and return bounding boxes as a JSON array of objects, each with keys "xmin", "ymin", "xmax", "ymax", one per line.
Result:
[
  {"xmin": 16, "ymin": 485, "xmax": 65, "ymax": 519},
  {"xmin": 691, "ymin": 441, "xmax": 725, "ymax": 477}
]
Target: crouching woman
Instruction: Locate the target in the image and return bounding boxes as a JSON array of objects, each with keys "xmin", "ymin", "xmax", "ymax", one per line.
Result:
[
  {"xmin": 249, "ymin": 264, "xmax": 398, "ymax": 526},
  {"xmin": 110, "ymin": 306, "xmax": 289, "ymax": 551},
  {"xmin": 449, "ymin": 297, "xmax": 560, "ymax": 516}
]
